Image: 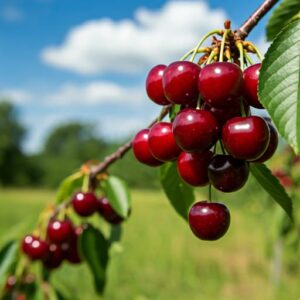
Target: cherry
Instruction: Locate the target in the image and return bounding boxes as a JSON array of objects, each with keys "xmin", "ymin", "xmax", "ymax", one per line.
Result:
[
  {"xmin": 177, "ymin": 151, "xmax": 213, "ymax": 186},
  {"xmin": 43, "ymin": 244, "xmax": 64, "ymax": 269},
  {"xmin": 97, "ymin": 197, "xmax": 124, "ymax": 224},
  {"xmin": 253, "ymin": 121, "xmax": 278, "ymax": 162},
  {"xmin": 188, "ymin": 201, "xmax": 230, "ymax": 240},
  {"xmin": 146, "ymin": 64, "xmax": 170, "ymax": 105},
  {"xmin": 202, "ymin": 100, "xmax": 249, "ymax": 126},
  {"xmin": 243, "ymin": 63, "xmax": 263, "ymax": 109},
  {"xmin": 162, "ymin": 61, "xmax": 201, "ymax": 105},
  {"xmin": 64, "ymin": 226, "xmax": 83, "ymax": 264},
  {"xmin": 71, "ymin": 192, "xmax": 98, "ymax": 217},
  {"xmin": 208, "ymin": 155, "xmax": 249, "ymax": 192},
  {"xmin": 47, "ymin": 219, "xmax": 73, "ymax": 244},
  {"xmin": 21, "ymin": 236, "xmax": 48, "ymax": 261},
  {"xmin": 148, "ymin": 122, "xmax": 181, "ymax": 161},
  {"xmin": 222, "ymin": 116, "xmax": 270, "ymax": 160},
  {"xmin": 173, "ymin": 108, "xmax": 219, "ymax": 153},
  {"xmin": 132, "ymin": 129, "xmax": 164, "ymax": 167},
  {"xmin": 198, "ymin": 62, "xmax": 243, "ymax": 108}
]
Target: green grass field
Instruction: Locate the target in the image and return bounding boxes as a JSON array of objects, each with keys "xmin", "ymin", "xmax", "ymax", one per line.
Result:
[{"xmin": 0, "ymin": 188, "xmax": 299, "ymax": 300}]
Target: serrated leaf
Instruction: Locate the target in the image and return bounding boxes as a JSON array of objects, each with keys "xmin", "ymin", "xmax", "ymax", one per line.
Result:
[
  {"xmin": 79, "ymin": 226, "xmax": 109, "ymax": 295},
  {"xmin": 250, "ymin": 163, "xmax": 293, "ymax": 221},
  {"xmin": 259, "ymin": 20, "xmax": 300, "ymax": 154},
  {"xmin": 56, "ymin": 172, "xmax": 83, "ymax": 204},
  {"xmin": 0, "ymin": 241, "xmax": 18, "ymax": 290},
  {"xmin": 160, "ymin": 162, "xmax": 195, "ymax": 221},
  {"xmin": 102, "ymin": 176, "xmax": 131, "ymax": 218},
  {"xmin": 266, "ymin": 0, "xmax": 300, "ymax": 41}
]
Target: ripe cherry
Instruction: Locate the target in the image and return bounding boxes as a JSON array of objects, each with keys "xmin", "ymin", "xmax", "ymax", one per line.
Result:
[
  {"xmin": 146, "ymin": 64, "xmax": 170, "ymax": 105},
  {"xmin": 43, "ymin": 244, "xmax": 64, "ymax": 269},
  {"xmin": 47, "ymin": 219, "xmax": 73, "ymax": 244},
  {"xmin": 173, "ymin": 108, "xmax": 219, "ymax": 153},
  {"xmin": 177, "ymin": 151, "xmax": 213, "ymax": 186},
  {"xmin": 148, "ymin": 122, "xmax": 181, "ymax": 161},
  {"xmin": 21, "ymin": 236, "xmax": 48, "ymax": 261},
  {"xmin": 253, "ymin": 121, "xmax": 278, "ymax": 163},
  {"xmin": 208, "ymin": 155, "xmax": 249, "ymax": 192},
  {"xmin": 97, "ymin": 197, "xmax": 124, "ymax": 224},
  {"xmin": 188, "ymin": 201, "xmax": 230, "ymax": 241},
  {"xmin": 243, "ymin": 63, "xmax": 263, "ymax": 109},
  {"xmin": 132, "ymin": 129, "xmax": 164, "ymax": 167},
  {"xmin": 162, "ymin": 61, "xmax": 201, "ymax": 105},
  {"xmin": 198, "ymin": 62, "xmax": 243, "ymax": 108},
  {"xmin": 222, "ymin": 116, "xmax": 270, "ymax": 160},
  {"xmin": 71, "ymin": 192, "xmax": 98, "ymax": 217}
]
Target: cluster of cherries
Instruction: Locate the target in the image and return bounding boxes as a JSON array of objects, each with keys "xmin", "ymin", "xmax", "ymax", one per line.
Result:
[
  {"xmin": 19, "ymin": 192, "xmax": 122, "ymax": 279},
  {"xmin": 132, "ymin": 59, "xmax": 278, "ymax": 241}
]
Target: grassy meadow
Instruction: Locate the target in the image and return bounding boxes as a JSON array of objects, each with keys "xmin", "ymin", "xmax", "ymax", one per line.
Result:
[{"xmin": 0, "ymin": 188, "xmax": 299, "ymax": 300}]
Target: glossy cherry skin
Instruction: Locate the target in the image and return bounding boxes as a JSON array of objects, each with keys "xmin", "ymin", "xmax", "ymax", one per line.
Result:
[
  {"xmin": 253, "ymin": 121, "xmax": 278, "ymax": 162},
  {"xmin": 148, "ymin": 122, "xmax": 181, "ymax": 161},
  {"xmin": 202, "ymin": 100, "xmax": 249, "ymax": 126},
  {"xmin": 132, "ymin": 129, "xmax": 164, "ymax": 167},
  {"xmin": 173, "ymin": 108, "xmax": 219, "ymax": 153},
  {"xmin": 188, "ymin": 201, "xmax": 230, "ymax": 241},
  {"xmin": 21, "ymin": 236, "xmax": 48, "ymax": 261},
  {"xmin": 198, "ymin": 62, "xmax": 243, "ymax": 108},
  {"xmin": 162, "ymin": 61, "xmax": 201, "ymax": 105},
  {"xmin": 43, "ymin": 244, "xmax": 64, "ymax": 269},
  {"xmin": 64, "ymin": 227, "xmax": 83, "ymax": 264},
  {"xmin": 243, "ymin": 63, "xmax": 263, "ymax": 109},
  {"xmin": 97, "ymin": 197, "xmax": 124, "ymax": 224},
  {"xmin": 177, "ymin": 151, "xmax": 213, "ymax": 186},
  {"xmin": 47, "ymin": 219, "xmax": 73, "ymax": 244},
  {"xmin": 71, "ymin": 192, "xmax": 98, "ymax": 217},
  {"xmin": 146, "ymin": 64, "xmax": 170, "ymax": 105},
  {"xmin": 222, "ymin": 116, "xmax": 270, "ymax": 160},
  {"xmin": 208, "ymin": 155, "xmax": 249, "ymax": 192}
]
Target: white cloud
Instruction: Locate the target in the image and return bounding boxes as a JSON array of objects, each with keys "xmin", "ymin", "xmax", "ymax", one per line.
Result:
[
  {"xmin": 41, "ymin": 1, "xmax": 227, "ymax": 75},
  {"xmin": 1, "ymin": 6, "xmax": 23, "ymax": 22},
  {"xmin": 0, "ymin": 89, "xmax": 32, "ymax": 104}
]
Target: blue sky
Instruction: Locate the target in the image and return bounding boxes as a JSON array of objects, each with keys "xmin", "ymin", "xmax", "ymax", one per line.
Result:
[{"xmin": 0, "ymin": 0, "xmax": 274, "ymax": 153}]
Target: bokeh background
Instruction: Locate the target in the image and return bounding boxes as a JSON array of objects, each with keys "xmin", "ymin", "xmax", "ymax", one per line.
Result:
[{"xmin": 1, "ymin": 0, "xmax": 300, "ymax": 299}]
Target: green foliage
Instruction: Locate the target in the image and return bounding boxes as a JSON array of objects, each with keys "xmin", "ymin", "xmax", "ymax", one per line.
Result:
[
  {"xmin": 259, "ymin": 19, "xmax": 300, "ymax": 154},
  {"xmin": 79, "ymin": 225, "xmax": 109, "ymax": 295},
  {"xmin": 160, "ymin": 162, "xmax": 195, "ymax": 221},
  {"xmin": 250, "ymin": 163, "xmax": 293, "ymax": 221},
  {"xmin": 266, "ymin": 0, "xmax": 300, "ymax": 41},
  {"xmin": 102, "ymin": 176, "xmax": 131, "ymax": 218}
]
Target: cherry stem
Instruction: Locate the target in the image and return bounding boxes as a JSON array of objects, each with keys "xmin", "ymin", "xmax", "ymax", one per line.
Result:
[
  {"xmin": 219, "ymin": 29, "xmax": 230, "ymax": 62},
  {"xmin": 237, "ymin": 42, "xmax": 245, "ymax": 70},
  {"xmin": 180, "ymin": 47, "xmax": 208, "ymax": 61},
  {"xmin": 206, "ymin": 48, "xmax": 218, "ymax": 64},
  {"xmin": 190, "ymin": 30, "xmax": 222, "ymax": 62},
  {"xmin": 82, "ymin": 174, "xmax": 90, "ymax": 193},
  {"xmin": 196, "ymin": 96, "xmax": 202, "ymax": 109},
  {"xmin": 244, "ymin": 50, "xmax": 254, "ymax": 65},
  {"xmin": 250, "ymin": 42, "xmax": 264, "ymax": 61}
]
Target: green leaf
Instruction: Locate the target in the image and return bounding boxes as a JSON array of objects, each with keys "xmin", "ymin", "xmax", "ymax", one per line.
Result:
[
  {"xmin": 0, "ymin": 241, "xmax": 18, "ymax": 290},
  {"xmin": 259, "ymin": 19, "xmax": 300, "ymax": 154},
  {"xmin": 108, "ymin": 224, "xmax": 122, "ymax": 246},
  {"xmin": 160, "ymin": 162, "xmax": 195, "ymax": 221},
  {"xmin": 102, "ymin": 176, "xmax": 131, "ymax": 218},
  {"xmin": 250, "ymin": 163, "xmax": 293, "ymax": 221},
  {"xmin": 56, "ymin": 172, "xmax": 83, "ymax": 204},
  {"xmin": 79, "ymin": 225, "xmax": 109, "ymax": 295},
  {"xmin": 266, "ymin": 0, "xmax": 300, "ymax": 41},
  {"xmin": 169, "ymin": 105, "xmax": 181, "ymax": 122}
]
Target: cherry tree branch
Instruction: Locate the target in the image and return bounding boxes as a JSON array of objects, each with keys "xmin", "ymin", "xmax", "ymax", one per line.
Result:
[{"xmin": 90, "ymin": 0, "xmax": 278, "ymax": 181}]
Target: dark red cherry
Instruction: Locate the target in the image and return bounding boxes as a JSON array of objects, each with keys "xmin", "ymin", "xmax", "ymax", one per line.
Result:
[
  {"xmin": 188, "ymin": 201, "xmax": 230, "ymax": 240},
  {"xmin": 22, "ymin": 236, "xmax": 48, "ymax": 261},
  {"xmin": 162, "ymin": 61, "xmax": 201, "ymax": 105},
  {"xmin": 208, "ymin": 155, "xmax": 249, "ymax": 192},
  {"xmin": 146, "ymin": 64, "xmax": 170, "ymax": 105},
  {"xmin": 47, "ymin": 219, "xmax": 73, "ymax": 244},
  {"xmin": 243, "ymin": 63, "xmax": 263, "ymax": 109},
  {"xmin": 222, "ymin": 116, "xmax": 270, "ymax": 160},
  {"xmin": 132, "ymin": 129, "xmax": 164, "ymax": 167},
  {"xmin": 148, "ymin": 122, "xmax": 181, "ymax": 161},
  {"xmin": 64, "ymin": 226, "xmax": 83, "ymax": 264},
  {"xmin": 177, "ymin": 151, "xmax": 213, "ymax": 186},
  {"xmin": 253, "ymin": 121, "xmax": 278, "ymax": 162},
  {"xmin": 201, "ymin": 100, "xmax": 249, "ymax": 126},
  {"xmin": 97, "ymin": 197, "xmax": 124, "ymax": 224},
  {"xmin": 198, "ymin": 62, "xmax": 243, "ymax": 108},
  {"xmin": 71, "ymin": 192, "xmax": 98, "ymax": 217},
  {"xmin": 43, "ymin": 244, "xmax": 64, "ymax": 269},
  {"xmin": 173, "ymin": 108, "xmax": 219, "ymax": 153}
]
